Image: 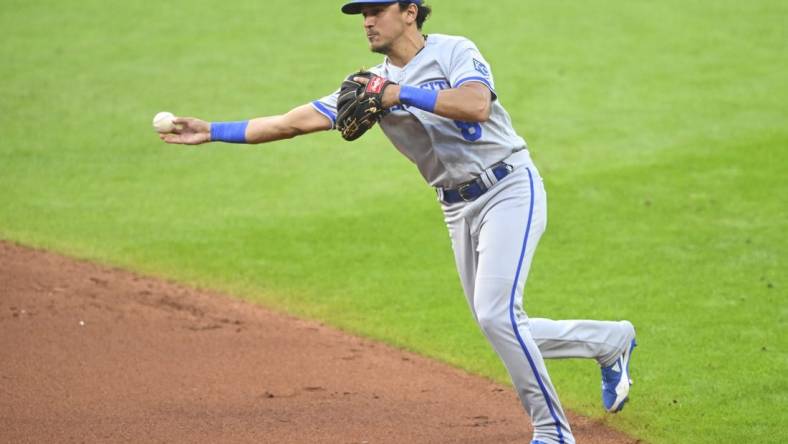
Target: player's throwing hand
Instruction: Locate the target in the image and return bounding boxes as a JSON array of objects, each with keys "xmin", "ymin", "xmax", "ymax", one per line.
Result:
[{"xmin": 159, "ymin": 117, "xmax": 211, "ymax": 145}]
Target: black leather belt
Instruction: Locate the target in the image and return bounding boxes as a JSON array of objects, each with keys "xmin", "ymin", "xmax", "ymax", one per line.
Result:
[{"xmin": 438, "ymin": 161, "xmax": 514, "ymax": 204}]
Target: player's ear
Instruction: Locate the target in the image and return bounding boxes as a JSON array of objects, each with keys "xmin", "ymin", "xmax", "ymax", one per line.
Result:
[{"xmin": 403, "ymin": 3, "xmax": 418, "ymax": 25}]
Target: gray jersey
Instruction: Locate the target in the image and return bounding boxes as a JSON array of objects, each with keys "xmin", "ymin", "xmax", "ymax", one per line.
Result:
[{"xmin": 312, "ymin": 34, "xmax": 528, "ymax": 188}]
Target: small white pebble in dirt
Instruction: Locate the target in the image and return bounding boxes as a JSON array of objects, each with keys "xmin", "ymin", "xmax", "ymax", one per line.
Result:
[
  {"xmin": 79, "ymin": 320, "xmax": 85, "ymax": 326},
  {"xmin": 21, "ymin": 309, "xmax": 26, "ymax": 314}
]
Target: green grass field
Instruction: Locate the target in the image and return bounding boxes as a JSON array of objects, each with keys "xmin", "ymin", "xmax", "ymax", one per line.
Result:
[{"xmin": 1, "ymin": 1, "xmax": 786, "ymax": 442}]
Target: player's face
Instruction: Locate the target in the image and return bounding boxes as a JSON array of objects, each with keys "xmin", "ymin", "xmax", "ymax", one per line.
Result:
[{"xmin": 361, "ymin": 3, "xmax": 408, "ymax": 54}]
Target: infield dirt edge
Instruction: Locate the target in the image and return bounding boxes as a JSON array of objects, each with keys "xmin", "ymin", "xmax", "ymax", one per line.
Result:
[{"xmin": 0, "ymin": 240, "xmax": 639, "ymax": 443}]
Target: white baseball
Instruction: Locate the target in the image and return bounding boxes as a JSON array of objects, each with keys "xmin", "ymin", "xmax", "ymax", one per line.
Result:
[{"xmin": 152, "ymin": 111, "xmax": 176, "ymax": 133}]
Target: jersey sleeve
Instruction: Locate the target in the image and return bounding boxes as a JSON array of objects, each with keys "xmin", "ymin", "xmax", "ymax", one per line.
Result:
[
  {"xmin": 447, "ymin": 38, "xmax": 497, "ymax": 100},
  {"xmin": 311, "ymin": 89, "xmax": 340, "ymax": 129}
]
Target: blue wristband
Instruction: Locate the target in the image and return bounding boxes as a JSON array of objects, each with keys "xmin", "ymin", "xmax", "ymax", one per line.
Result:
[
  {"xmin": 210, "ymin": 120, "xmax": 249, "ymax": 143},
  {"xmin": 399, "ymin": 85, "xmax": 438, "ymax": 113}
]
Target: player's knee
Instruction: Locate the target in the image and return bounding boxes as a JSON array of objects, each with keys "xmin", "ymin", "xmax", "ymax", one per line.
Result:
[
  {"xmin": 476, "ymin": 309, "xmax": 510, "ymax": 338},
  {"xmin": 473, "ymin": 278, "xmax": 518, "ymax": 337}
]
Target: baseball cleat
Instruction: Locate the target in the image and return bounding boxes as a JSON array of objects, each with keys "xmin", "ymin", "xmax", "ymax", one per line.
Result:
[
  {"xmin": 601, "ymin": 323, "xmax": 637, "ymax": 413},
  {"xmin": 531, "ymin": 441, "xmax": 548, "ymax": 444}
]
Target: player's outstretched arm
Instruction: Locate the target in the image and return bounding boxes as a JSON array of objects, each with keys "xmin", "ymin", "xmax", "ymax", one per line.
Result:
[
  {"xmin": 245, "ymin": 104, "xmax": 333, "ymax": 143},
  {"xmin": 159, "ymin": 104, "xmax": 332, "ymax": 146}
]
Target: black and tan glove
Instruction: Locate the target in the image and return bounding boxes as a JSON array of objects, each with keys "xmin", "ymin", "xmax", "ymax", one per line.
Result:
[{"xmin": 336, "ymin": 71, "xmax": 396, "ymax": 141}]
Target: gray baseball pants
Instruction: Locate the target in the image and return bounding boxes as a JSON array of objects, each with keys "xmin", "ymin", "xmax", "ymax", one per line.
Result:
[{"xmin": 442, "ymin": 150, "xmax": 634, "ymax": 444}]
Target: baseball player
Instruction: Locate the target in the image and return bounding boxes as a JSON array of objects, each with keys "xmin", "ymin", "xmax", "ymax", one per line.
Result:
[{"xmin": 160, "ymin": 2, "xmax": 637, "ymax": 443}]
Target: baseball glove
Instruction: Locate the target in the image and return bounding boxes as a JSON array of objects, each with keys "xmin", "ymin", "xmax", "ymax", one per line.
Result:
[{"xmin": 336, "ymin": 71, "xmax": 396, "ymax": 141}]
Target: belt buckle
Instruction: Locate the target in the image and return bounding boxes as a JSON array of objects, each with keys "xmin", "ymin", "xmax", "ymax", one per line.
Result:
[{"xmin": 458, "ymin": 182, "xmax": 474, "ymax": 202}]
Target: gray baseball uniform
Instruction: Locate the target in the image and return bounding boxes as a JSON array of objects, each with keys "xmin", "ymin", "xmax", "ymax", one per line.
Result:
[{"xmin": 312, "ymin": 34, "xmax": 634, "ymax": 444}]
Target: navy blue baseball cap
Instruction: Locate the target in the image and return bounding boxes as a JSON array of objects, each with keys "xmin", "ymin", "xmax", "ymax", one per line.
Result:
[{"xmin": 341, "ymin": 0, "xmax": 422, "ymax": 15}]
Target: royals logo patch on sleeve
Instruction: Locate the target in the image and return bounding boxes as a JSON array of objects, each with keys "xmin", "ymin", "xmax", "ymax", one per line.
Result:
[{"xmin": 473, "ymin": 59, "xmax": 490, "ymax": 77}]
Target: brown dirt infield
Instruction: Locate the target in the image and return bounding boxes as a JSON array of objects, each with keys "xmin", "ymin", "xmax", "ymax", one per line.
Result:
[{"xmin": 0, "ymin": 241, "xmax": 638, "ymax": 443}]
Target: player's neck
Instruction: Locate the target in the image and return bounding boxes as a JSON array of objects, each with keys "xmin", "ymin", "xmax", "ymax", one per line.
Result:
[{"xmin": 386, "ymin": 31, "xmax": 426, "ymax": 67}]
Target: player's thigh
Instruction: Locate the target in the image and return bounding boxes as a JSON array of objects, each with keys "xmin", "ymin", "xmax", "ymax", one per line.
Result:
[
  {"xmin": 474, "ymin": 172, "xmax": 546, "ymax": 313},
  {"xmin": 445, "ymin": 212, "xmax": 479, "ymax": 308}
]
